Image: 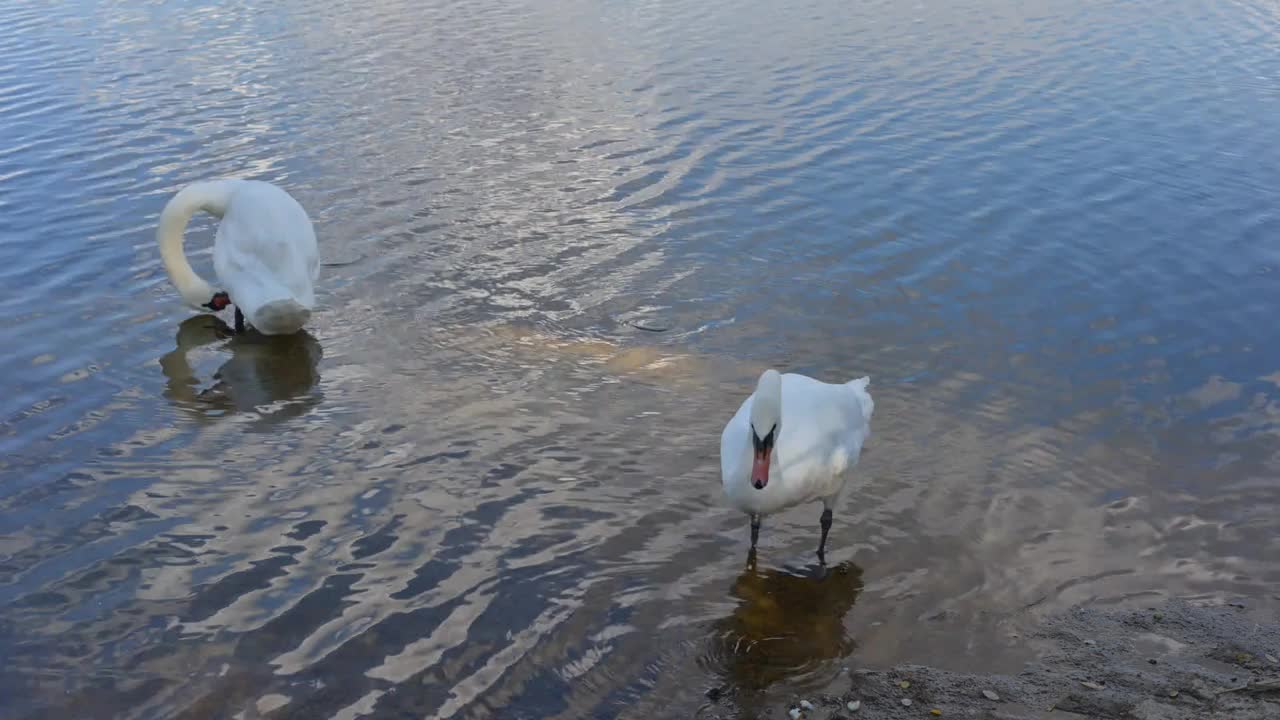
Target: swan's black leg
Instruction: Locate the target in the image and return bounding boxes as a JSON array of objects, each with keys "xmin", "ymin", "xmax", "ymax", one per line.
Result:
[
  {"xmin": 234, "ymin": 306, "xmax": 245, "ymax": 334},
  {"xmin": 750, "ymin": 514, "xmax": 761, "ymax": 550},
  {"xmin": 817, "ymin": 508, "xmax": 833, "ymax": 564}
]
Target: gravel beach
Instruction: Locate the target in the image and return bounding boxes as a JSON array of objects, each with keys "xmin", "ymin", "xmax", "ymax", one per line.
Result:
[{"xmin": 700, "ymin": 600, "xmax": 1280, "ymax": 720}]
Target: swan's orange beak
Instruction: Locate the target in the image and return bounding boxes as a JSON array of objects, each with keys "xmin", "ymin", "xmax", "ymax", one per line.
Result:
[{"xmin": 751, "ymin": 448, "xmax": 771, "ymax": 489}]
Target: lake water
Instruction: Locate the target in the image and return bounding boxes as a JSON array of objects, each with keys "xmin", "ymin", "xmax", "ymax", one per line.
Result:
[{"xmin": 3, "ymin": 0, "xmax": 1280, "ymax": 717}]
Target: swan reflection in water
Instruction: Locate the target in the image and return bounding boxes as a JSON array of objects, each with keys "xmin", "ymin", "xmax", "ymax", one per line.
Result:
[
  {"xmin": 159, "ymin": 315, "xmax": 322, "ymax": 430},
  {"xmin": 704, "ymin": 560, "xmax": 863, "ymax": 701}
]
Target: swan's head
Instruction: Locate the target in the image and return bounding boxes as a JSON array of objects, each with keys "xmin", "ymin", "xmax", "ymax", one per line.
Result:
[
  {"xmin": 748, "ymin": 369, "xmax": 782, "ymax": 490},
  {"xmin": 201, "ymin": 291, "xmax": 231, "ymax": 313}
]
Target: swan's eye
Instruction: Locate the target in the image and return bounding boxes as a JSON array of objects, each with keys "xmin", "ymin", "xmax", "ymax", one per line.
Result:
[{"xmin": 751, "ymin": 423, "xmax": 777, "ymax": 452}]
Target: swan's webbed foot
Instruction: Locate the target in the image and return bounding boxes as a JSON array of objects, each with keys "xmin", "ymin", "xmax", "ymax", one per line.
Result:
[
  {"xmin": 234, "ymin": 306, "xmax": 246, "ymax": 334},
  {"xmin": 817, "ymin": 507, "xmax": 833, "ymax": 564}
]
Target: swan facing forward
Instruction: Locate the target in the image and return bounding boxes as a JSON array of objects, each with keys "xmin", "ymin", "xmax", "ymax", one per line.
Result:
[
  {"xmin": 720, "ymin": 369, "xmax": 873, "ymax": 562},
  {"xmin": 157, "ymin": 179, "xmax": 318, "ymax": 335}
]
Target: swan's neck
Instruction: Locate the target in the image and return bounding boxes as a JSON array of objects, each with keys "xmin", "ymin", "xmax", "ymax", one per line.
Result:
[
  {"xmin": 157, "ymin": 181, "xmax": 233, "ymax": 309},
  {"xmin": 159, "ymin": 234, "xmax": 213, "ymax": 308},
  {"xmin": 745, "ymin": 369, "xmax": 785, "ymax": 486}
]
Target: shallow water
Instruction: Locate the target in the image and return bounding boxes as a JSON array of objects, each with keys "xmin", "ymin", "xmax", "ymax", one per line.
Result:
[{"xmin": 3, "ymin": 0, "xmax": 1280, "ymax": 717}]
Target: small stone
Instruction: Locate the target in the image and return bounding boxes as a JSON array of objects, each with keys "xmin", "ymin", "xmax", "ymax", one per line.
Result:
[
  {"xmin": 1169, "ymin": 690, "xmax": 1179, "ymax": 698},
  {"xmin": 847, "ymin": 700, "xmax": 861, "ymax": 712},
  {"xmin": 930, "ymin": 710, "xmax": 941, "ymax": 716},
  {"xmin": 982, "ymin": 690, "xmax": 1000, "ymax": 701},
  {"xmin": 1084, "ymin": 640, "xmax": 1096, "ymax": 646},
  {"xmin": 901, "ymin": 698, "xmax": 913, "ymax": 707},
  {"xmin": 900, "ymin": 680, "xmax": 911, "ymax": 689},
  {"xmin": 706, "ymin": 687, "xmax": 723, "ymax": 701},
  {"xmin": 1149, "ymin": 658, "xmax": 1158, "ymax": 664},
  {"xmin": 1153, "ymin": 612, "xmax": 1163, "ymax": 621},
  {"xmin": 1188, "ymin": 680, "xmax": 1216, "ymax": 701},
  {"xmin": 800, "ymin": 700, "xmax": 814, "ymax": 711},
  {"xmin": 1081, "ymin": 681, "xmax": 1104, "ymax": 690},
  {"xmin": 789, "ymin": 708, "xmax": 802, "ymax": 720}
]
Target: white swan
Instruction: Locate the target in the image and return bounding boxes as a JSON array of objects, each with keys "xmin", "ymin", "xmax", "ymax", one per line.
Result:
[
  {"xmin": 157, "ymin": 179, "xmax": 319, "ymax": 335},
  {"xmin": 720, "ymin": 369, "xmax": 874, "ymax": 562}
]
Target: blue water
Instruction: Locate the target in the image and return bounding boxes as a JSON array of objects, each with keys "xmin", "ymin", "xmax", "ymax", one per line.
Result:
[{"xmin": 2, "ymin": 0, "xmax": 1279, "ymax": 717}]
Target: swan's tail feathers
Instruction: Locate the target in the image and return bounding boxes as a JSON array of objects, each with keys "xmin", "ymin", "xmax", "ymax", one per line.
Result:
[
  {"xmin": 252, "ymin": 299, "xmax": 311, "ymax": 335},
  {"xmin": 847, "ymin": 376, "xmax": 874, "ymax": 424}
]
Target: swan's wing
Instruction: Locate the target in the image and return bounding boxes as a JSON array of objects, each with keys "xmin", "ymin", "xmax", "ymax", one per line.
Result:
[
  {"xmin": 213, "ymin": 182, "xmax": 318, "ymax": 310},
  {"xmin": 720, "ymin": 393, "xmax": 753, "ymax": 486},
  {"xmin": 846, "ymin": 376, "xmax": 874, "ymax": 426},
  {"xmin": 777, "ymin": 374, "xmax": 872, "ymax": 479}
]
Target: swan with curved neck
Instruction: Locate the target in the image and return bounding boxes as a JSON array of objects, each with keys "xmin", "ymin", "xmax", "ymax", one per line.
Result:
[
  {"xmin": 721, "ymin": 368, "xmax": 874, "ymax": 563},
  {"xmin": 157, "ymin": 179, "xmax": 319, "ymax": 335}
]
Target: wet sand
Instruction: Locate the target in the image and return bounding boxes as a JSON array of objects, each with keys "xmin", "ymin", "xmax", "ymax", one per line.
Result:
[{"xmin": 702, "ymin": 600, "xmax": 1280, "ymax": 719}]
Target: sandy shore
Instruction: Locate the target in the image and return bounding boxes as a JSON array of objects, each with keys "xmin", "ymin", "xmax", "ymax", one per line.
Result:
[{"xmin": 701, "ymin": 600, "xmax": 1280, "ymax": 719}]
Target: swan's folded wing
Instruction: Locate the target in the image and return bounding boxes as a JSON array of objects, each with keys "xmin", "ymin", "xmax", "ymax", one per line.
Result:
[{"xmin": 213, "ymin": 183, "xmax": 318, "ymax": 311}]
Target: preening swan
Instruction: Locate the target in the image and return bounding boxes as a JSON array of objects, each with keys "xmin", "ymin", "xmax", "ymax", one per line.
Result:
[
  {"xmin": 720, "ymin": 369, "xmax": 873, "ymax": 562},
  {"xmin": 157, "ymin": 179, "xmax": 319, "ymax": 335}
]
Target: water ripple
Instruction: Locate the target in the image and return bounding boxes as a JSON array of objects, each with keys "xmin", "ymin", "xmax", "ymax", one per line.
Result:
[{"xmin": 3, "ymin": 0, "xmax": 1280, "ymax": 717}]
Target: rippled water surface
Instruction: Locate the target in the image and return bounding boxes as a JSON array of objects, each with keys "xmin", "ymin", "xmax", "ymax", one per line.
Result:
[{"xmin": 4, "ymin": 0, "xmax": 1280, "ymax": 717}]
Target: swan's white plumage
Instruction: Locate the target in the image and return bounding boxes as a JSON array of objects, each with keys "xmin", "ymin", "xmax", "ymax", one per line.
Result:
[
  {"xmin": 720, "ymin": 372, "xmax": 873, "ymax": 517},
  {"xmin": 157, "ymin": 179, "xmax": 319, "ymax": 335}
]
